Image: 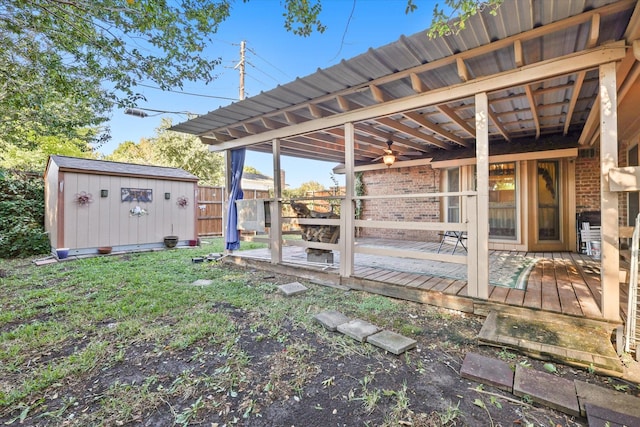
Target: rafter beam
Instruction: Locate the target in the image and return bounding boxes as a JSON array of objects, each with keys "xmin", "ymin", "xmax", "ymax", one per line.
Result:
[
  {"xmin": 336, "ymin": 95, "xmax": 361, "ymax": 112},
  {"xmin": 261, "ymin": 117, "xmax": 285, "ymax": 130},
  {"xmin": 564, "ymin": 71, "xmax": 586, "ymax": 135},
  {"xmin": 588, "ymin": 14, "xmax": 600, "ymax": 48},
  {"xmin": 308, "ymin": 104, "xmax": 330, "ymax": 118},
  {"xmin": 243, "ymin": 122, "xmax": 262, "ymax": 134},
  {"xmin": 487, "ymin": 108, "xmax": 511, "ymax": 142},
  {"xmin": 514, "ymin": 40, "xmax": 524, "ymax": 67},
  {"xmin": 376, "ymin": 117, "xmax": 451, "ymax": 150},
  {"xmin": 227, "ymin": 127, "xmax": 249, "ymax": 138},
  {"xmin": 284, "ymin": 111, "xmax": 305, "ymax": 124},
  {"xmin": 370, "ymin": 84, "xmax": 392, "ymax": 103},
  {"xmin": 410, "ymin": 73, "xmax": 428, "ymax": 93},
  {"xmin": 524, "ymin": 84, "xmax": 541, "ymax": 139},
  {"xmin": 437, "ymin": 104, "xmax": 476, "ymax": 137},
  {"xmin": 404, "ymin": 111, "xmax": 470, "ymax": 147},
  {"xmin": 457, "ymin": 57, "xmax": 470, "ymax": 82}
]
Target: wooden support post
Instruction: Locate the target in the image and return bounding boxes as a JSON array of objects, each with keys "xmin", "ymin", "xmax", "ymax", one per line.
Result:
[
  {"xmin": 474, "ymin": 92, "xmax": 490, "ymax": 299},
  {"xmin": 599, "ymin": 61, "xmax": 620, "ymax": 321},
  {"xmin": 466, "ymin": 195, "xmax": 478, "ymax": 296},
  {"xmin": 341, "ymin": 122, "xmax": 355, "ymax": 278},
  {"xmin": 271, "ymin": 139, "xmax": 282, "ymax": 264},
  {"xmin": 223, "ymin": 150, "xmax": 231, "ymax": 254}
]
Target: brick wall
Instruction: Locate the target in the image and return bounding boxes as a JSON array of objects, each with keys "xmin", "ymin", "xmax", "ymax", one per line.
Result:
[
  {"xmin": 359, "ymin": 165, "xmax": 441, "ymax": 241},
  {"xmin": 574, "ymin": 145, "xmax": 629, "ymax": 227},
  {"xmin": 575, "ymin": 149, "xmax": 601, "ymax": 214}
]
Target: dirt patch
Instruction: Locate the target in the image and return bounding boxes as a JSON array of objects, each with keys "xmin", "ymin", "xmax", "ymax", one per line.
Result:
[{"xmin": 1, "ymin": 264, "xmax": 635, "ymax": 426}]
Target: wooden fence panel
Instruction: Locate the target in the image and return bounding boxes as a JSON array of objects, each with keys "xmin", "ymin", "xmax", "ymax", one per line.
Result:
[{"xmin": 196, "ymin": 186, "xmax": 270, "ymax": 236}]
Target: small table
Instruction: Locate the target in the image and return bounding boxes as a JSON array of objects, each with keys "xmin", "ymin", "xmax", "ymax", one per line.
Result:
[{"xmin": 437, "ymin": 231, "xmax": 467, "ymax": 254}]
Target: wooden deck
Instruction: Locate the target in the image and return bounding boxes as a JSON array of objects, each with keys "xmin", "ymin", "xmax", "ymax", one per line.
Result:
[{"xmin": 231, "ymin": 238, "xmax": 629, "ymax": 324}]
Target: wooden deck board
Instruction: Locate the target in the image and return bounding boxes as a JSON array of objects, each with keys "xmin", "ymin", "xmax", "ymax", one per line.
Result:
[{"xmin": 233, "ymin": 239, "xmax": 616, "ymax": 322}]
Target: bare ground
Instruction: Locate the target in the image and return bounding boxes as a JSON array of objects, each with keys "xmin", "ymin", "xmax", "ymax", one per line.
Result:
[{"xmin": 1, "ymin": 264, "xmax": 637, "ymax": 426}]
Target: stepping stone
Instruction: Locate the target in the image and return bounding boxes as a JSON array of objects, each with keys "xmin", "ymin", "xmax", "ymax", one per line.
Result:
[
  {"xmin": 190, "ymin": 279, "xmax": 213, "ymax": 286},
  {"xmin": 278, "ymin": 281, "xmax": 308, "ymax": 296},
  {"xmin": 586, "ymin": 403, "xmax": 640, "ymax": 427},
  {"xmin": 575, "ymin": 380, "xmax": 640, "ymax": 418},
  {"xmin": 337, "ymin": 319, "xmax": 380, "ymax": 343},
  {"xmin": 367, "ymin": 330, "xmax": 416, "ymax": 355},
  {"xmin": 34, "ymin": 258, "xmax": 58, "ymax": 266},
  {"xmin": 314, "ymin": 310, "xmax": 350, "ymax": 332},
  {"xmin": 513, "ymin": 365, "xmax": 580, "ymax": 417},
  {"xmin": 460, "ymin": 352, "xmax": 514, "ymax": 392}
]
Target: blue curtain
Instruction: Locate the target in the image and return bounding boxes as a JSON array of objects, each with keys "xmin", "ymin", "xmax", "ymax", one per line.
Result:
[{"xmin": 225, "ymin": 148, "xmax": 246, "ymax": 250}]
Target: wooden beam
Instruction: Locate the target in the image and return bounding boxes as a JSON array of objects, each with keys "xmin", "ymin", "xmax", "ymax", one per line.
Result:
[
  {"xmin": 437, "ymin": 104, "xmax": 476, "ymax": 137},
  {"xmin": 410, "ymin": 73, "xmax": 428, "ymax": 93},
  {"xmin": 514, "ymin": 40, "xmax": 524, "ymax": 67},
  {"xmin": 336, "ymin": 95, "xmax": 360, "ymax": 112},
  {"xmin": 609, "ymin": 166, "xmax": 640, "ymax": 192},
  {"xmin": 243, "ymin": 122, "xmax": 261, "ymax": 134},
  {"xmin": 404, "ymin": 111, "xmax": 470, "ymax": 147},
  {"xmin": 284, "ymin": 111, "xmax": 304, "ymax": 124},
  {"xmin": 487, "ymin": 108, "xmax": 511, "ymax": 141},
  {"xmin": 524, "ymin": 85, "xmax": 541, "ymax": 139},
  {"xmin": 599, "ymin": 61, "xmax": 619, "ymax": 321},
  {"xmin": 375, "ymin": 117, "xmax": 451, "ymax": 150},
  {"xmin": 563, "ymin": 71, "xmax": 586, "ymax": 135},
  {"xmin": 341, "ymin": 122, "xmax": 355, "ymax": 278},
  {"xmin": 205, "ymin": 43, "xmax": 626, "ymax": 151},
  {"xmin": 370, "ymin": 84, "xmax": 391, "ymax": 103},
  {"xmin": 261, "ymin": 117, "xmax": 284, "ymax": 130},
  {"xmin": 588, "ymin": 14, "xmax": 600, "ymax": 48},
  {"xmin": 270, "ymin": 139, "xmax": 282, "ymax": 264},
  {"xmin": 457, "ymin": 57, "xmax": 470, "ymax": 82},
  {"xmin": 308, "ymin": 104, "xmax": 330, "ymax": 118},
  {"xmin": 227, "ymin": 127, "xmax": 249, "ymax": 138},
  {"xmin": 474, "ymin": 92, "xmax": 490, "ymax": 300}
]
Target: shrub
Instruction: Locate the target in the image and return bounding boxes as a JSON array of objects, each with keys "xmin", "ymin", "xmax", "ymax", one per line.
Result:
[{"xmin": 0, "ymin": 171, "xmax": 50, "ymax": 258}]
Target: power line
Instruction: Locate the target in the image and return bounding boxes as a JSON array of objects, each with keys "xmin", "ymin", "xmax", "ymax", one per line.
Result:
[
  {"xmin": 136, "ymin": 83, "xmax": 238, "ymax": 101},
  {"xmin": 246, "ymin": 47, "xmax": 292, "ymax": 80}
]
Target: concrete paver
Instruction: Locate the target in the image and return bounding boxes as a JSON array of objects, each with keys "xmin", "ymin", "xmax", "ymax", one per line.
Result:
[
  {"xmin": 314, "ymin": 310, "xmax": 350, "ymax": 332},
  {"xmin": 574, "ymin": 380, "xmax": 640, "ymax": 419},
  {"xmin": 190, "ymin": 279, "xmax": 213, "ymax": 286},
  {"xmin": 460, "ymin": 352, "xmax": 514, "ymax": 392},
  {"xmin": 585, "ymin": 403, "xmax": 640, "ymax": 427},
  {"xmin": 367, "ymin": 330, "xmax": 416, "ymax": 355},
  {"xmin": 513, "ymin": 365, "xmax": 580, "ymax": 416},
  {"xmin": 337, "ymin": 319, "xmax": 380, "ymax": 342},
  {"xmin": 278, "ymin": 281, "xmax": 308, "ymax": 296}
]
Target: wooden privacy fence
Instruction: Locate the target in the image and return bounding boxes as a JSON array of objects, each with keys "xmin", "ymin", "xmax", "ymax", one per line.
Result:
[{"xmin": 196, "ymin": 186, "xmax": 270, "ymax": 237}]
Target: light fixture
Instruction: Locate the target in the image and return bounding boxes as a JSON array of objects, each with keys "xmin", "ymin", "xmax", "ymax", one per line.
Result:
[
  {"xmin": 382, "ymin": 141, "xmax": 396, "ymax": 167},
  {"xmin": 164, "ymin": 192, "xmax": 171, "ymax": 200},
  {"xmin": 100, "ymin": 189, "xmax": 108, "ymax": 198}
]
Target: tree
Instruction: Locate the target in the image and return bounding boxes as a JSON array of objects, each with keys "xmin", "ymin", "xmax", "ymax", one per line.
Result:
[
  {"xmin": 106, "ymin": 119, "xmax": 224, "ymax": 185},
  {"xmin": 428, "ymin": 0, "xmax": 503, "ymax": 37},
  {"xmin": 1, "ymin": 0, "xmax": 497, "ymax": 171}
]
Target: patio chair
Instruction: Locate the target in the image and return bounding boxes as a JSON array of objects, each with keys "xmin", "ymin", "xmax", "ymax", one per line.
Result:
[{"xmin": 437, "ymin": 231, "xmax": 467, "ymax": 254}]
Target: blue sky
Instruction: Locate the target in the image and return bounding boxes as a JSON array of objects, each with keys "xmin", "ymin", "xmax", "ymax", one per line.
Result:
[{"xmin": 103, "ymin": 0, "xmax": 440, "ymax": 188}]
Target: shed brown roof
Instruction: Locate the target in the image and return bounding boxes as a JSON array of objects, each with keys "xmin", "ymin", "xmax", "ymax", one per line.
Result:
[{"xmin": 48, "ymin": 155, "xmax": 199, "ymax": 182}]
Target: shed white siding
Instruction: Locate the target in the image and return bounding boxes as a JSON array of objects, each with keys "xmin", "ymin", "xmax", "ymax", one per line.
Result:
[{"xmin": 45, "ymin": 156, "xmax": 198, "ymax": 256}]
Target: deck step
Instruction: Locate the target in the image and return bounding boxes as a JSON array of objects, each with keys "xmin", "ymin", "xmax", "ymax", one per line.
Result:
[{"xmin": 478, "ymin": 308, "xmax": 623, "ymax": 376}]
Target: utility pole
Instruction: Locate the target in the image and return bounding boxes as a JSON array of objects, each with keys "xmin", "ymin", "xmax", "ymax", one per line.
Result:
[{"xmin": 235, "ymin": 40, "xmax": 246, "ymax": 101}]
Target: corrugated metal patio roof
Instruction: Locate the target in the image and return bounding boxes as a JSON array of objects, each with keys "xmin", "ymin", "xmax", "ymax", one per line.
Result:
[{"xmin": 171, "ymin": 0, "xmax": 639, "ymax": 165}]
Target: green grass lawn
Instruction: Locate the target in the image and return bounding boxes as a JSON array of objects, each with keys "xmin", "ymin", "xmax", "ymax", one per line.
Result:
[
  {"xmin": 1, "ymin": 239, "xmax": 460, "ymax": 425},
  {"xmin": 0, "ymin": 239, "xmax": 586, "ymax": 426}
]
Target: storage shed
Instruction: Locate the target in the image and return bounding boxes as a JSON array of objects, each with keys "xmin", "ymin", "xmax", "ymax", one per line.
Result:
[{"xmin": 44, "ymin": 155, "xmax": 199, "ymax": 257}]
